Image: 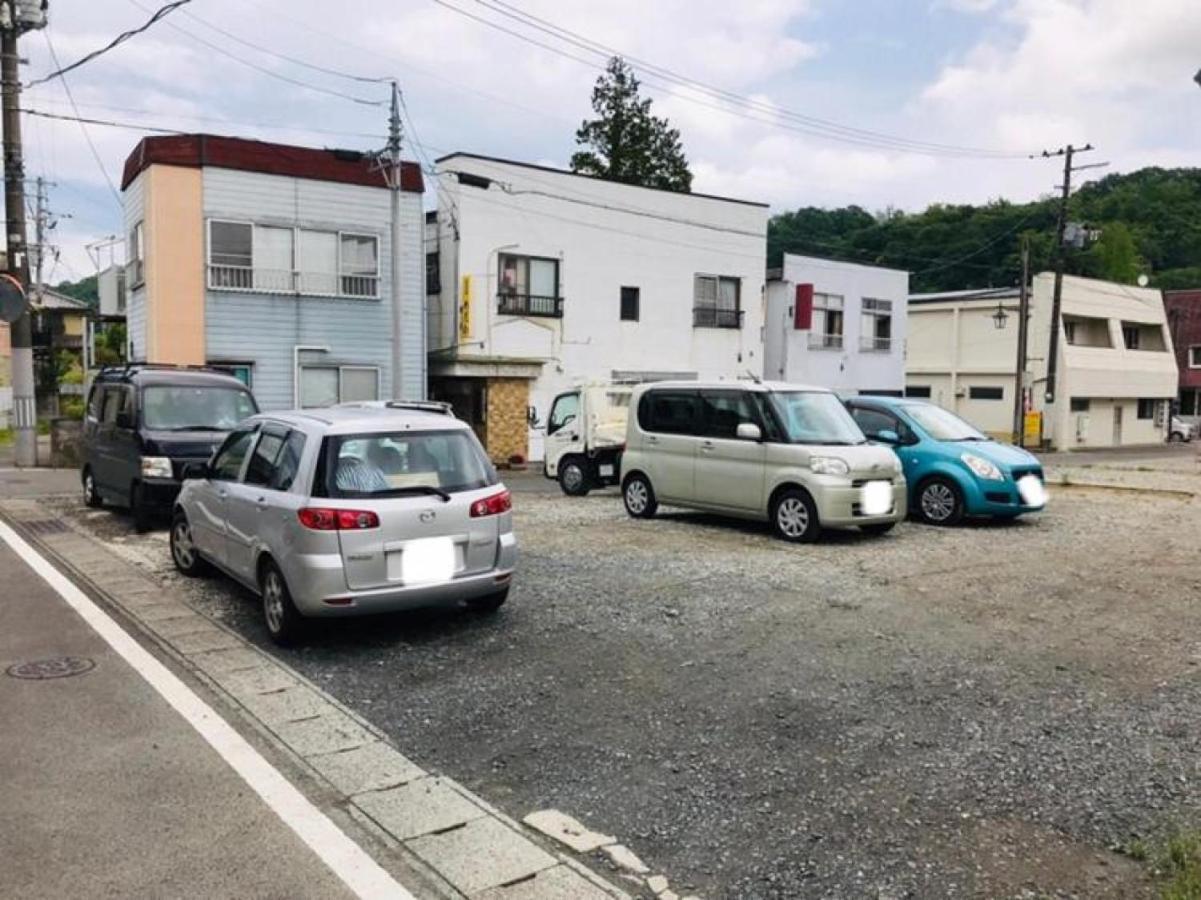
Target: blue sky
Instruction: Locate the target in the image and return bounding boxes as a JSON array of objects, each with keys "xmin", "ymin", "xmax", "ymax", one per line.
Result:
[{"xmin": 16, "ymin": 0, "xmax": 1201, "ymax": 281}]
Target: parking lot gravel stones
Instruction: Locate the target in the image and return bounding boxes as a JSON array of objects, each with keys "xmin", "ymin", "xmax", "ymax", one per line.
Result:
[{"xmin": 39, "ymin": 476, "xmax": 1201, "ymax": 898}]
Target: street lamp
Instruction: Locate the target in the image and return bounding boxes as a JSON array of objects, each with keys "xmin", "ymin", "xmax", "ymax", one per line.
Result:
[{"xmin": 992, "ymin": 302, "xmax": 1009, "ymax": 330}]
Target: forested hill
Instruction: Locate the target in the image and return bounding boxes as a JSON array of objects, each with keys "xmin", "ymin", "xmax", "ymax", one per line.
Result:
[{"xmin": 768, "ymin": 167, "xmax": 1201, "ymax": 293}]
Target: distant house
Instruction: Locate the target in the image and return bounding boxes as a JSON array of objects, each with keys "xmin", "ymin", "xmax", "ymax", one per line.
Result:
[
  {"xmin": 426, "ymin": 152, "xmax": 769, "ymax": 463},
  {"xmin": 908, "ymin": 274, "xmax": 1178, "ymax": 448},
  {"xmin": 121, "ymin": 134, "xmax": 426, "ymax": 407},
  {"xmin": 1162, "ymin": 289, "xmax": 1201, "ymax": 426},
  {"xmin": 765, "ymin": 255, "xmax": 907, "ymax": 396}
]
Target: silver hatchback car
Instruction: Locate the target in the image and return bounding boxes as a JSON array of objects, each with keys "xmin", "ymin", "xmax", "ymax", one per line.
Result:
[{"xmin": 169, "ymin": 405, "xmax": 517, "ymax": 644}]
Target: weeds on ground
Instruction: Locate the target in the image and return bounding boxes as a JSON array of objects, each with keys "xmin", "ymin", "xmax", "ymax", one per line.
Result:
[
  {"xmin": 0, "ymin": 427, "xmax": 11, "ymax": 446},
  {"xmin": 1121, "ymin": 831, "xmax": 1201, "ymax": 899}
]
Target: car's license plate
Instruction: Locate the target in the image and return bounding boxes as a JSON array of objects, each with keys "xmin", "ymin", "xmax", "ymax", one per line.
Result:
[
  {"xmin": 397, "ymin": 537, "xmax": 455, "ymax": 585},
  {"xmin": 860, "ymin": 480, "xmax": 892, "ymax": 516},
  {"xmin": 599, "ymin": 464, "xmax": 615, "ymax": 477},
  {"xmin": 1017, "ymin": 474, "xmax": 1047, "ymax": 507}
]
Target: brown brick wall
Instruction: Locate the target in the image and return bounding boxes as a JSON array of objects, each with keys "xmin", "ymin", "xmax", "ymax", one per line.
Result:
[{"xmin": 485, "ymin": 378, "xmax": 529, "ymax": 464}]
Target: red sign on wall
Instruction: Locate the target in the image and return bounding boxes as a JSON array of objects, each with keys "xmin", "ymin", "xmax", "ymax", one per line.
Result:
[{"xmin": 794, "ymin": 283, "xmax": 813, "ymax": 330}]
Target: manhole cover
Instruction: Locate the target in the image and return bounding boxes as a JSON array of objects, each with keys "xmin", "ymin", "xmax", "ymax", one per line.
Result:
[
  {"xmin": 6, "ymin": 657, "xmax": 95, "ymax": 680},
  {"xmin": 22, "ymin": 519, "xmax": 68, "ymax": 536}
]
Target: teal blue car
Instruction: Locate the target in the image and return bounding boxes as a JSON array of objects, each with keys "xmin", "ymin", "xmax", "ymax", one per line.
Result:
[{"xmin": 844, "ymin": 397, "xmax": 1047, "ymax": 525}]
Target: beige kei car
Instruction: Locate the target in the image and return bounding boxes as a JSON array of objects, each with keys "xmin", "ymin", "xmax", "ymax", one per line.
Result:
[{"xmin": 620, "ymin": 381, "xmax": 906, "ymax": 542}]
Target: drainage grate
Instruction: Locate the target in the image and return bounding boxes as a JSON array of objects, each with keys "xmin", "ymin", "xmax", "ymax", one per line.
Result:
[
  {"xmin": 6, "ymin": 657, "xmax": 96, "ymax": 680},
  {"xmin": 22, "ymin": 519, "xmax": 68, "ymax": 536}
]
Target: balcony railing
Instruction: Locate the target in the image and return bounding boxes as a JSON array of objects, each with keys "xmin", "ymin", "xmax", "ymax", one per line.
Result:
[
  {"xmin": 207, "ymin": 265, "xmax": 379, "ymax": 299},
  {"xmin": 808, "ymin": 332, "xmax": 843, "ymax": 350},
  {"xmin": 497, "ymin": 292, "xmax": 563, "ymax": 318},
  {"xmin": 859, "ymin": 335, "xmax": 892, "ymax": 352},
  {"xmin": 692, "ymin": 306, "xmax": 743, "ymax": 329}
]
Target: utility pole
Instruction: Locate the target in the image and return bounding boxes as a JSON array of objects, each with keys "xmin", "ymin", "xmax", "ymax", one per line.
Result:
[
  {"xmin": 1012, "ymin": 235, "xmax": 1030, "ymax": 446},
  {"xmin": 1040, "ymin": 143, "xmax": 1093, "ymax": 410},
  {"xmin": 384, "ymin": 80, "xmax": 419, "ymax": 400},
  {"xmin": 1, "ymin": 1, "xmax": 43, "ymax": 467}
]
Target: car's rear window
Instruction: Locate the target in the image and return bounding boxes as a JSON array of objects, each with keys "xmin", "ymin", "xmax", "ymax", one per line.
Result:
[{"xmin": 314, "ymin": 429, "xmax": 495, "ymax": 498}]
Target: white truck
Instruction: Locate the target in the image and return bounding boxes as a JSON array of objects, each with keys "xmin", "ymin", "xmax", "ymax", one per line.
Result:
[{"xmin": 543, "ymin": 383, "xmax": 632, "ymax": 495}]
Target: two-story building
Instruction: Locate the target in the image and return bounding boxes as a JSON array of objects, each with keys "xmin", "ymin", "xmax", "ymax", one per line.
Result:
[
  {"xmin": 765, "ymin": 255, "xmax": 907, "ymax": 396},
  {"xmin": 426, "ymin": 153, "xmax": 769, "ymax": 463},
  {"xmin": 1163, "ymin": 289, "xmax": 1201, "ymax": 426},
  {"xmin": 121, "ymin": 134, "xmax": 426, "ymax": 407},
  {"xmin": 908, "ymin": 274, "xmax": 1178, "ymax": 448}
]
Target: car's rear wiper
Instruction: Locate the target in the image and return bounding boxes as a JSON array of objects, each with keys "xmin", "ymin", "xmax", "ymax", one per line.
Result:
[
  {"xmin": 164, "ymin": 425, "xmax": 227, "ymax": 432},
  {"xmin": 389, "ymin": 485, "xmax": 452, "ymax": 502}
]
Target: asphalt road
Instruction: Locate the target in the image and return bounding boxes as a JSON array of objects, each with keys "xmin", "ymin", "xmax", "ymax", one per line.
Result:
[{"xmin": 42, "ymin": 471, "xmax": 1201, "ymax": 899}]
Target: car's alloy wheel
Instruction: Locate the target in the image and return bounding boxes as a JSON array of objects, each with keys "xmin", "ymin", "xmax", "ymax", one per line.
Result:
[
  {"xmin": 559, "ymin": 459, "xmax": 589, "ymax": 496},
  {"xmin": 623, "ymin": 475, "xmax": 656, "ymax": 518},
  {"xmin": 171, "ymin": 520, "xmax": 195, "ymax": 569},
  {"xmin": 919, "ymin": 480, "xmax": 961, "ymax": 525},
  {"xmin": 263, "ymin": 570, "xmax": 285, "ymax": 635},
  {"xmin": 82, "ymin": 469, "xmax": 101, "ymax": 508},
  {"xmin": 776, "ymin": 497, "xmax": 809, "ymax": 537}
]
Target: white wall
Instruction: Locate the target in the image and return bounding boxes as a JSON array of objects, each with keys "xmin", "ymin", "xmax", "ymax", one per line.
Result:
[
  {"xmin": 765, "ymin": 255, "xmax": 907, "ymax": 394},
  {"xmin": 431, "ymin": 155, "xmax": 769, "ymax": 453}
]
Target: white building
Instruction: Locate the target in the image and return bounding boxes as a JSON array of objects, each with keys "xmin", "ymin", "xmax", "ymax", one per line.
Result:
[
  {"xmin": 765, "ymin": 255, "xmax": 907, "ymax": 395},
  {"xmin": 426, "ymin": 153, "xmax": 769, "ymax": 463},
  {"xmin": 907, "ymin": 274, "xmax": 1178, "ymax": 448}
]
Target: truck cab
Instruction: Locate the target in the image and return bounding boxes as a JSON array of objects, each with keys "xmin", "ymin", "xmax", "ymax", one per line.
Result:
[{"xmin": 543, "ymin": 384, "xmax": 632, "ymax": 495}]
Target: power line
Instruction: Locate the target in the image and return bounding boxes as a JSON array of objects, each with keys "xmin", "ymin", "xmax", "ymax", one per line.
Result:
[
  {"xmin": 26, "ymin": 0, "xmax": 193, "ymax": 88},
  {"xmin": 40, "ymin": 31, "xmax": 120, "ymax": 203},
  {"xmin": 24, "ymin": 107, "xmax": 182, "ymax": 134},
  {"xmin": 430, "ymin": 0, "xmax": 1024, "ymax": 160},
  {"xmin": 123, "ymin": 0, "xmax": 386, "ymax": 107},
  {"xmin": 475, "ymin": 0, "xmax": 1021, "ymax": 160}
]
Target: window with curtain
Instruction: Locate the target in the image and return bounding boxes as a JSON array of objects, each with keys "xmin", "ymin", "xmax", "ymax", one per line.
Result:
[
  {"xmin": 254, "ymin": 226, "xmax": 294, "ymax": 292},
  {"xmin": 809, "ymin": 293, "xmax": 844, "ymax": 348},
  {"xmin": 692, "ymin": 275, "xmax": 741, "ymax": 328},
  {"xmin": 497, "ymin": 254, "xmax": 561, "ymax": 316},
  {"xmin": 340, "ymin": 234, "xmax": 379, "ymax": 297}
]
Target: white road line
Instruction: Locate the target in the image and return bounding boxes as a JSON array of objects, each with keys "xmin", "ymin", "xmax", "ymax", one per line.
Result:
[{"xmin": 0, "ymin": 520, "xmax": 415, "ymax": 900}]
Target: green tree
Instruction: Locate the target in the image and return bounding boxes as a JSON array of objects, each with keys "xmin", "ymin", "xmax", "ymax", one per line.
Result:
[
  {"xmin": 1090, "ymin": 221, "xmax": 1143, "ymax": 283},
  {"xmin": 571, "ymin": 57, "xmax": 692, "ymax": 192},
  {"xmin": 52, "ymin": 274, "xmax": 99, "ymax": 306}
]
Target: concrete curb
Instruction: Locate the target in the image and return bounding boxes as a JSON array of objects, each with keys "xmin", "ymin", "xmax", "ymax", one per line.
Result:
[
  {"xmin": 1043, "ymin": 473, "xmax": 1197, "ymax": 500},
  {"xmin": 0, "ymin": 499, "xmax": 630, "ymax": 900}
]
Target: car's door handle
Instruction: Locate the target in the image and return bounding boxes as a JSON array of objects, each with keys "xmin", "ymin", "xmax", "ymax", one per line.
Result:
[
  {"xmin": 217, "ymin": 490, "xmax": 228, "ymax": 499},
  {"xmin": 700, "ymin": 440, "xmax": 715, "ymax": 451},
  {"xmin": 646, "ymin": 436, "xmax": 659, "ymax": 445}
]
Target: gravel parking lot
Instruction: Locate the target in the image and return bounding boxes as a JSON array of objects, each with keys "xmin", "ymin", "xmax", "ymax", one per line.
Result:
[{"xmin": 46, "ymin": 474, "xmax": 1201, "ymax": 899}]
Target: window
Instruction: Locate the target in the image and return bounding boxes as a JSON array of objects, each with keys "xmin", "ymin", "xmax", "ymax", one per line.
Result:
[
  {"xmin": 426, "ymin": 250, "xmax": 441, "ymax": 295},
  {"xmin": 698, "ymin": 391, "xmax": 760, "ymax": 439},
  {"xmin": 620, "ymin": 286, "xmax": 640, "ymax": 322},
  {"xmin": 860, "ymin": 298, "xmax": 892, "ymax": 352},
  {"xmin": 498, "ymin": 253, "xmax": 562, "ymax": 317},
  {"xmin": 1064, "ymin": 320, "xmax": 1077, "ymax": 345},
  {"xmin": 1190, "ymin": 346, "xmax": 1201, "ymax": 368},
  {"xmin": 767, "ymin": 391, "xmax": 864, "ymax": 445},
  {"xmin": 1123, "ymin": 325, "xmax": 1140, "ymax": 350},
  {"xmin": 693, "ymin": 275, "xmax": 741, "ymax": 328},
  {"xmin": 101, "ymin": 387, "xmax": 129, "ymax": 425},
  {"xmin": 969, "ymin": 385, "xmax": 1004, "ymax": 401},
  {"xmin": 321, "ymin": 430, "xmax": 493, "ymax": 497},
  {"xmin": 208, "ymin": 362, "xmax": 253, "ymax": 388},
  {"xmin": 548, "ymin": 393, "xmax": 579, "ymax": 435},
  {"xmin": 640, "ymin": 391, "xmax": 699, "ymax": 434},
  {"xmin": 207, "ymin": 221, "xmax": 379, "ymax": 298},
  {"xmin": 905, "ymin": 385, "xmax": 931, "ymax": 399},
  {"xmin": 1181, "ymin": 390, "xmax": 1198, "ymax": 417},
  {"xmin": 298, "ymin": 365, "xmax": 381, "ymax": 407},
  {"xmin": 142, "ymin": 386, "xmax": 257, "ymax": 431},
  {"xmin": 128, "ymin": 222, "xmax": 144, "ymax": 287},
  {"xmin": 849, "ymin": 406, "xmax": 900, "ymax": 440},
  {"xmin": 1137, "ymin": 399, "xmax": 1157, "ymax": 420},
  {"xmin": 340, "ymin": 234, "xmax": 379, "ymax": 297},
  {"xmin": 271, "ymin": 431, "xmax": 307, "ymax": 492},
  {"xmin": 245, "ymin": 431, "xmax": 286, "ymax": 488},
  {"xmin": 1070, "ymin": 398, "xmax": 1090, "ymax": 412},
  {"xmin": 809, "ymin": 293, "xmax": 844, "ymax": 349},
  {"xmin": 211, "ymin": 429, "xmax": 257, "ymax": 481}
]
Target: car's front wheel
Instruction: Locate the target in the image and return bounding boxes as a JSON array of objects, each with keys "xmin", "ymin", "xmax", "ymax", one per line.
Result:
[
  {"xmin": 261, "ymin": 561, "xmax": 304, "ymax": 646},
  {"xmin": 558, "ymin": 457, "xmax": 591, "ymax": 496},
  {"xmin": 82, "ymin": 467, "xmax": 102, "ymax": 509},
  {"xmin": 623, "ymin": 473, "xmax": 658, "ymax": 518},
  {"xmin": 170, "ymin": 513, "xmax": 209, "ymax": 577},
  {"xmin": 916, "ymin": 477, "xmax": 964, "ymax": 526},
  {"xmin": 771, "ymin": 488, "xmax": 822, "ymax": 543}
]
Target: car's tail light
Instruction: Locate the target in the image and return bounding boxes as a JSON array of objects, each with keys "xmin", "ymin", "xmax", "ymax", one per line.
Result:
[
  {"xmin": 470, "ymin": 489, "xmax": 512, "ymax": 518},
  {"xmin": 297, "ymin": 508, "xmax": 380, "ymax": 530}
]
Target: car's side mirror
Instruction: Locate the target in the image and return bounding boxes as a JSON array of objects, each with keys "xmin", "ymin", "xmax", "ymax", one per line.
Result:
[
  {"xmin": 181, "ymin": 462, "xmax": 209, "ymax": 481},
  {"xmin": 736, "ymin": 422, "xmax": 762, "ymax": 441},
  {"xmin": 874, "ymin": 429, "xmax": 900, "ymax": 445}
]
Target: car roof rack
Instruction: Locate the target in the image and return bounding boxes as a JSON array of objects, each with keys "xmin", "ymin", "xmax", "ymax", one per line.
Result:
[
  {"xmin": 97, "ymin": 362, "xmax": 238, "ymax": 378},
  {"xmin": 381, "ymin": 400, "xmax": 454, "ymax": 415}
]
